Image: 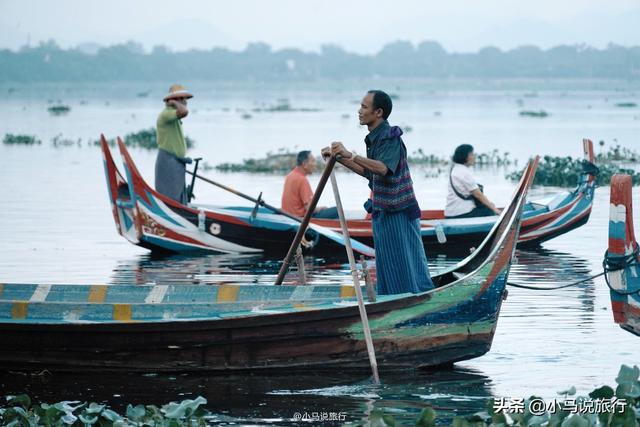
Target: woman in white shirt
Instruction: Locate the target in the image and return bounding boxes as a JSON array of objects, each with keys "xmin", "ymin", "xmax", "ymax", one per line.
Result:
[{"xmin": 444, "ymin": 144, "xmax": 500, "ymax": 218}]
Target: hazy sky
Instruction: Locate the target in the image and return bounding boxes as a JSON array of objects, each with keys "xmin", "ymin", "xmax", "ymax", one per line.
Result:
[{"xmin": 1, "ymin": 0, "xmax": 639, "ymax": 53}]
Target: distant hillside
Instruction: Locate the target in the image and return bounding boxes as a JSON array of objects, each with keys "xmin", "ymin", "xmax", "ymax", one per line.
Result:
[{"xmin": 2, "ymin": 40, "xmax": 639, "ymax": 81}]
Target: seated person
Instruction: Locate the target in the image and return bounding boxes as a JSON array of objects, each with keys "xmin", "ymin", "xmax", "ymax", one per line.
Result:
[
  {"xmin": 281, "ymin": 151, "xmax": 338, "ymax": 219},
  {"xmin": 444, "ymin": 144, "xmax": 500, "ymax": 218}
]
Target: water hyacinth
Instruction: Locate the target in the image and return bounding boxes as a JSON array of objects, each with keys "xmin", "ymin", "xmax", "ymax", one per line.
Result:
[
  {"xmin": 47, "ymin": 105, "xmax": 71, "ymax": 115},
  {"xmin": 2, "ymin": 134, "xmax": 41, "ymax": 145},
  {"xmin": 519, "ymin": 110, "xmax": 550, "ymax": 118},
  {"xmin": 615, "ymin": 102, "xmax": 637, "ymax": 108},
  {"xmin": 507, "ymin": 145, "xmax": 640, "ymax": 187},
  {"xmin": 0, "ymin": 395, "xmax": 209, "ymax": 426},
  {"xmin": 215, "ymin": 148, "xmax": 301, "ymax": 173},
  {"xmin": 97, "ymin": 128, "xmax": 195, "ymax": 150},
  {"xmin": 215, "ymin": 147, "xmax": 514, "ymax": 174},
  {"xmin": 368, "ymin": 364, "xmax": 640, "ymax": 426}
]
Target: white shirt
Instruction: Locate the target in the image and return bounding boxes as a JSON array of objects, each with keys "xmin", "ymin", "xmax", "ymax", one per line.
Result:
[{"xmin": 444, "ymin": 163, "xmax": 479, "ymax": 217}]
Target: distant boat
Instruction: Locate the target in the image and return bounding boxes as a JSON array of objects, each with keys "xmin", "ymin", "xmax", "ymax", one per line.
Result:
[
  {"xmin": 606, "ymin": 175, "xmax": 640, "ymax": 336},
  {"xmin": 101, "ymin": 138, "xmax": 594, "ymax": 257},
  {"xmin": 0, "ymin": 159, "xmax": 538, "ymax": 372}
]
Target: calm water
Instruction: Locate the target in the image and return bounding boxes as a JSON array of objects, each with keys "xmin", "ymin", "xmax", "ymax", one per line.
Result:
[{"xmin": 0, "ymin": 80, "xmax": 639, "ymax": 425}]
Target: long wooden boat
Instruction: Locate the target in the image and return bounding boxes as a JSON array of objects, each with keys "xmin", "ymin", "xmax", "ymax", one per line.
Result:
[
  {"xmin": 606, "ymin": 175, "xmax": 640, "ymax": 336},
  {"xmin": 0, "ymin": 158, "xmax": 539, "ymax": 372},
  {"xmin": 101, "ymin": 137, "xmax": 593, "ymax": 256}
]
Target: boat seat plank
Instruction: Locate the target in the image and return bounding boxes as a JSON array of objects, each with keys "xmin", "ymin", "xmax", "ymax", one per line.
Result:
[{"xmin": 0, "ymin": 283, "xmax": 368, "ymax": 305}]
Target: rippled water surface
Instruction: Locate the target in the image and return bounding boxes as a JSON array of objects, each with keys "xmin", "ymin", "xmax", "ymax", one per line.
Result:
[{"xmin": 1, "ymin": 80, "xmax": 639, "ymax": 425}]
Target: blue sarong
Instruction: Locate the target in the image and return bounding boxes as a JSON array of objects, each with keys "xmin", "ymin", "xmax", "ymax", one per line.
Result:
[
  {"xmin": 372, "ymin": 210, "xmax": 434, "ymax": 295},
  {"xmin": 155, "ymin": 149, "xmax": 187, "ymax": 204}
]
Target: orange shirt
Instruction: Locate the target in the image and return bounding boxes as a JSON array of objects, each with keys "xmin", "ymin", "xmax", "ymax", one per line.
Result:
[{"xmin": 281, "ymin": 167, "xmax": 313, "ymax": 217}]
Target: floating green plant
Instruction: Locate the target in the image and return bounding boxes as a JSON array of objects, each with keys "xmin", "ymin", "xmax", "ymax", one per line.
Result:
[
  {"xmin": 47, "ymin": 105, "xmax": 71, "ymax": 115},
  {"xmin": 97, "ymin": 128, "xmax": 195, "ymax": 150},
  {"xmin": 2, "ymin": 134, "xmax": 41, "ymax": 145},
  {"xmin": 52, "ymin": 134, "xmax": 80, "ymax": 147},
  {"xmin": 507, "ymin": 145, "xmax": 640, "ymax": 186},
  {"xmin": 408, "ymin": 149, "xmax": 513, "ymax": 167},
  {"xmin": 615, "ymin": 102, "xmax": 637, "ymax": 108},
  {"xmin": 0, "ymin": 395, "xmax": 209, "ymax": 427},
  {"xmin": 367, "ymin": 364, "xmax": 640, "ymax": 426},
  {"xmin": 252, "ymin": 99, "xmax": 321, "ymax": 113},
  {"xmin": 215, "ymin": 147, "xmax": 515, "ymax": 174},
  {"xmin": 216, "ymin": 148, "xmax": 298, "ymax": 173},
  {"xmin": 519, "ymin": 110, "xmax": 549, "ymax": 118}
]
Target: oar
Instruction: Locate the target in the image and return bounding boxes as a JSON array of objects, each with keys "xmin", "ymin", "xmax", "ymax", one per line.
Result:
[
  {"xmin": 186, "ymin": 170, "xmax": 308, "ymax": 223},
  {"xmin": 187, "ymin": 157, "xmax": 202, "ymax": 203},
  {"xmin": 274, "ymin": 156, "xmax": 338, "ymax": 285},
  {"xmin": 186, "ymin": 169, "xmax": 375, "ymax": 257},
  {"xmin": 329, "ymin": 168, "xmax": 380, "ymax": 384}
]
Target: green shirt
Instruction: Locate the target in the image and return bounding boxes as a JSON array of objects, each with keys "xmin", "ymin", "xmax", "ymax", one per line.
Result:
[{"xmin": 156, "ymin": 106, "xmax": 186, "ymax": 158}]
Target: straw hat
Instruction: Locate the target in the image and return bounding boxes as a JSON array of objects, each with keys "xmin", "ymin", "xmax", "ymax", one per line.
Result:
[{"xmin": 163, "ymin": 84, "xmax": 194, "ymax": 102}]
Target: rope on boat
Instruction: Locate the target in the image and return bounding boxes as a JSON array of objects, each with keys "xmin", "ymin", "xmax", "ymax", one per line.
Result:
[
  {"xmin": 507, "ymin": 247, "xmax": 639, "ymax": 295},
  {"xmin": 603, "ymin": 246, "xmax": 640, "ymax": 296},
  {"xmin": 507, "ymin": 272, "xmax": 606, "ymax": 291}
]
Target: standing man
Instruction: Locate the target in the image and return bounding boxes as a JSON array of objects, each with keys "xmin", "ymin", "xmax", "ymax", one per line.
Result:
[
  {"xmin": 155, "ymin": 84, "xmax": 193, "ymax": 204},
  {"xmin": 323, "ymin": 90, "xmax": 434, "ymax": 295},
  {"xmin": 281, "ymin": 150, "xmax": 338, "ymax": 219}
]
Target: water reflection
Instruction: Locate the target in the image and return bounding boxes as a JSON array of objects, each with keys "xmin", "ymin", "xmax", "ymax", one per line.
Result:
[
  {"xmin": 108, "ymin": 252, "xmax": 458, "ymax": 286},
  {"xmin": 510, "ymin": 248, "xmax": 596, "ymax": 316},
  {"xmin": 0, "ymin": 367, "xmax": 494, "ymax": 425}
]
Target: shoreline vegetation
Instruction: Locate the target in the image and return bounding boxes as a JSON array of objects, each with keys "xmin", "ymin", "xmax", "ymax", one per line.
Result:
[
  {"xmin": 214, "ymin": 148, "xmax": 516, "ymax": 174},
  {"xmin": 1, "ymin": 365, "xmax": 638, "ymax": 426},
  {"xmin": 1, "ymin": 40, "xmax": 640, "ymax": 81},
  {"xmin": 507, "ymin": 143, "xmax": 640, "ymax": 186},
  {"xmin": 97, "ymin": 128, "xmax": 196, "ymax": 150},
  {"xmin": 3, "ymin": 130, "xmax": 639, "ymax": 185}
]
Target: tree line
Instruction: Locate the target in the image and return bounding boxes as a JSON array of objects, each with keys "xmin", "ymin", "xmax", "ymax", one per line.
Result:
[{"xmin": 1, "ymin": 40, "xmax": 639, "ymax": 81}]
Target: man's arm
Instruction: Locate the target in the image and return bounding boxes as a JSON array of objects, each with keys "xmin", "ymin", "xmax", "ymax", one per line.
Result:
[
  {"xmin": 351, "ymin": 155, "xmax": 388, "ymax": 176},
  {"xmin": 168, "ymin": 99, "xmax": 188, "ymax": 119},
  {"xmin": 321, "ymin": 143, "xmax": 388, "ymax": 177}
]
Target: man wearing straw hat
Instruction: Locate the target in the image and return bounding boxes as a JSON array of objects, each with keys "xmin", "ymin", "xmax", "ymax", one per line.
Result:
[
  {"xmin": 155, "ymin": 84, "xmax": 193, "ymax": 204},
  {"xmin": 323, "ymin": 90, "xmax": 434, "ymax": 295}
]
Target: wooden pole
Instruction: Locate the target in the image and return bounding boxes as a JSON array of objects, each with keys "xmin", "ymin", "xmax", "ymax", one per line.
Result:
[
  {"xmin": 329, "ymin": 169, "xmax": 380, "ymax": 384},
  {"xmin": 274, "ymin": 156, "xmax": 337, "ymax": 286},
  {"xmin": 360, "ymin": 255, "xmax": 377, "ymax": 303},
  {"xmin": 295, "ymin": 247, "xmax": 306, "ymax": 285}
]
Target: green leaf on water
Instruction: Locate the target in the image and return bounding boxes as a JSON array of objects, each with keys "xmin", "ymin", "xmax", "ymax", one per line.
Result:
[
  {"xmin": 85, "ymin": 402, "xmax": 105, "ymax": 414},
  {"xmin": 52, "ymin": 400, "xmax": 84, "ymax": 414},
  {"xmin": 616, "ymin": 382, "xmax": 640, "ymax": 399},
  {"xmin": 368, "ymin": 409, "xmax": 395, "ymax": 427},
  {"xmin": 6, "ymin": 394, "xmax": 31, "ymax": 410},
  {"xmin": 78, "ymin": 413, "xmax": 99, "ymax": 425},
  {"xmin": 100, "ymin": 408, "xmax": 123, "ymax": 422},
  {"xmin": 527, "ymin": 413, "xmax": 550, "ymax": 426},
  {"xmin": 126, "ymin": 403, "xmax": 146, "ymax": 421},
  {"xmin": 557, "ymin": 386, "xmax": 577, "ymax": 396},
  {"xmin": 452, "ymin": 417, "xmax": 471, "ymax": 427},
  {"xmin": 161, "ymin": 396, "xmax": 207, "ymax": 419},
  {"xmin": 61, "ymin": 413, "xmax": 78, "ymax": 424},
  {"xmin": 415, "ymin": 406, "xmax": 436, "ymax": 427},
  {"xmin": 616, "ymin": 365, "xmax": 640, "ymax": 386},
  {"xmin": 588, "ymin": 385, "xmax": 614, "ymax": 400},
  {"xmin": 560, "ymin": 414, "xmax": 590, "ymax": 427},
  {"xmin": 548, "ymin": 406, "xmax": 569, "ymax": 427}
]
